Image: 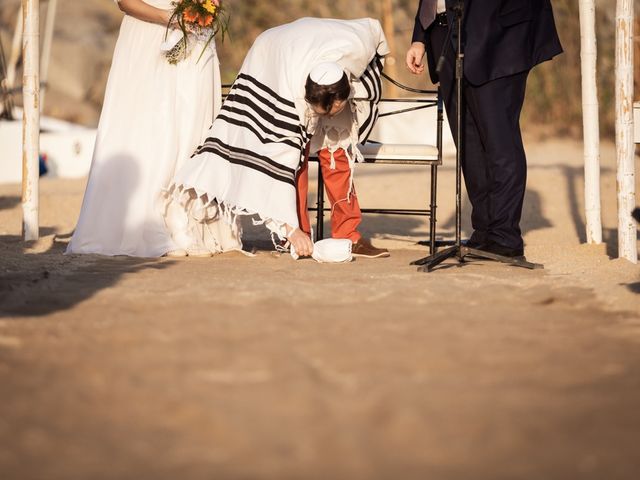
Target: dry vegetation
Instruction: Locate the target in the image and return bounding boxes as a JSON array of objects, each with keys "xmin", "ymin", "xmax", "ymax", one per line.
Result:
[{"xmin": 0, "ymin": 0, "xmax": 637, "ymax": 135}]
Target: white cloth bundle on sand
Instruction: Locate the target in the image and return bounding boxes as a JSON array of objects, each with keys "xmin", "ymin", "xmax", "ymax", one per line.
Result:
[{"xmin": 290, "ymin": 238, "xmax": 353, "ymax": 263}]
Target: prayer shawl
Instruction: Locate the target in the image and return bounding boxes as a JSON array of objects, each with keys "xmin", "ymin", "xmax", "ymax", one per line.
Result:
[{"xmin": 166, "ymin": 17, "xmax": 389, "ymax": 239}]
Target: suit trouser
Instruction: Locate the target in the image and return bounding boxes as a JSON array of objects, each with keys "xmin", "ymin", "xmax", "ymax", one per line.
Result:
[
  {"xmin": 428, "ymin": 22, "xmax": 529, "ymax": 250},
  {"xmin": 296, "ymin": 146, "xmax": 362, "ymax": 243}
]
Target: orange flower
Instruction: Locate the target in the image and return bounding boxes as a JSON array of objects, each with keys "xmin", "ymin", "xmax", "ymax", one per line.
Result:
[
  {"xmin": 182, "ymin": 7, "xmax": 199, "ymax": 23},
  {"xmin": 198, "ymin": 13, "xmax": 214, "ymax": 27}
]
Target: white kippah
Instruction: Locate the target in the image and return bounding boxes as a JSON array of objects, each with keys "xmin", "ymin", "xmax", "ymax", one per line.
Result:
[{"xmin": 309, "ymin": 62, "xmax": 345, "ymax": 86}]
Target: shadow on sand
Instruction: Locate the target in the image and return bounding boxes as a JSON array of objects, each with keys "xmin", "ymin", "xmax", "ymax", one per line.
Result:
[
  {"xmin": 0, "ymin": 196, "xmax": 21, "ymax": 212},
  {"xmin": 438, "ymin": 187, "xmax": 552, "ymax": 243},
  {"xmin": 0, "ymin": 231, "xmax": 176, "ymax": 318},
  {"xmin": 0, "ymin": 154, "xmax": 177, "ymax": 317}
]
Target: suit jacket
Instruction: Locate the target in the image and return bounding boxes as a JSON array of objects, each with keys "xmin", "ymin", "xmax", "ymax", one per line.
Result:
[{"xmin": 412, "ymin": 0, "xmax": 563, "ymax": 85}]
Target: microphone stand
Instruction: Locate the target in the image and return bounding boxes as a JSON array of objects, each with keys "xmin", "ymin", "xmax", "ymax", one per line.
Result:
[{"xmin": 411, "ymin": 0, "xmax": 542, "ymax": 272}]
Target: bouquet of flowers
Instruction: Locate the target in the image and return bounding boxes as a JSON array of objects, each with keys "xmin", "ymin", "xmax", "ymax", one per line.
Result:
[{"xmin": 161, "ymin": 0, "xmax": 228, "ymax": 64}]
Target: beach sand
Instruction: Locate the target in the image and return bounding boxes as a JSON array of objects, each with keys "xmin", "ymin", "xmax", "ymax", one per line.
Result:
[{"xmin": 0, "ymin": 136, "xmax": 639, "ymax": 479}]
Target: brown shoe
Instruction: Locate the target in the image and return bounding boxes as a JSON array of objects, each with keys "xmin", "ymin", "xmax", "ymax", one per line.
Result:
[{"xmin": 352, "ymin": 238, "xmax": 390, "ymax": 258}]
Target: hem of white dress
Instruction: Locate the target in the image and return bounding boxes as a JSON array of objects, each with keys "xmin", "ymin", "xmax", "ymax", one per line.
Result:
[{"xmin": 161, "ymin": 182, "xmax": 287, "ymax": 254}]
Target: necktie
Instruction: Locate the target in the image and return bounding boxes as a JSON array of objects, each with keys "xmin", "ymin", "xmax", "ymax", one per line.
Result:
[{"xmin": 419, "ymin": 0, "xmax": 438, "ymax": 29}]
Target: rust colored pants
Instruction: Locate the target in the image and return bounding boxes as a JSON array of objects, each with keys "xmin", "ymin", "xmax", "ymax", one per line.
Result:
[{"xmin": 296, "ymin": 147, "xmax": 362, "ymax": 243}]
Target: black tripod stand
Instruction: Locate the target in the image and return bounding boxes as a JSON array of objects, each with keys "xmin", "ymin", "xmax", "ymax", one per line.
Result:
[{"xmin": 411, "ymin": 1, "xmax": 542, "ymax": 272}]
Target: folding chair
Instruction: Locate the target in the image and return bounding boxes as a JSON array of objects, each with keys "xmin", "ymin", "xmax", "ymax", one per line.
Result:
[{"xmin": 309, "ymin": 74, "xmax": 443, "ymax": 253}]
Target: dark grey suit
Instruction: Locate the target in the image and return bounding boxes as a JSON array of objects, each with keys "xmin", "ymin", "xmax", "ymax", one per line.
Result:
[{"xmin": 412, "ymin": 0, "xmax": 563, "ymax": 252}]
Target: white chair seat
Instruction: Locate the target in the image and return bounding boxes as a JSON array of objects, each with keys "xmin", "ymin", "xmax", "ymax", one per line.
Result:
[{"xmin": 358, "ymin": 143, "xmax": 439, "ymax": 162}]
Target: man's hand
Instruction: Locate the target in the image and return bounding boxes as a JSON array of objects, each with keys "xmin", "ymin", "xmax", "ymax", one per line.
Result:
[
  {"xmin": 287, "ymin": 227, "xmax": 313, "ymax": 257},
  {"xmin": 406, "ymin": 42, "xmax": 426, "ymax": 75}
]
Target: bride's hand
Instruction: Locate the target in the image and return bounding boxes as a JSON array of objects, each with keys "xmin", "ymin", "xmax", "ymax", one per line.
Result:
[{"xmin": 287, "ymin": 227, "xmax": 313, "ymax": 257}]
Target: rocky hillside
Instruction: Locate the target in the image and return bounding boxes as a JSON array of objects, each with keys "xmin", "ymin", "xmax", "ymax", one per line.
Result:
[{"xmin": 0, "ymin": 0, "xmax": 632, "ymax": 135}]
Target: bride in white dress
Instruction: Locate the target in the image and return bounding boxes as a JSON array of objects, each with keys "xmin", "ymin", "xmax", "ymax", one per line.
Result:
[{"xmin": 66, "ymin": 0, "xmax": 222, "ymax": 257}]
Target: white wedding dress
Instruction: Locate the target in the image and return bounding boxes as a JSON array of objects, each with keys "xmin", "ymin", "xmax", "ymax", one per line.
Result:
[{"xmin": 67, "ymin": 0, "xmax": 221, "ymax": 257}]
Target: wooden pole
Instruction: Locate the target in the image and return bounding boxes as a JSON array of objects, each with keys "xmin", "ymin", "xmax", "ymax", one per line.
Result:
[
  {"xmin": 615, "ymin": 0, "xmax": 637, "ymax": 263},
  {"xmin": 40, "ymin": 0, "xmax": 58, "ymax": 112},
  {"xmin": 381, "ymin": 0, "xmax": 398, "ymax": 97},
  {"xmin": 579, "ymin": 0, "xmax": 602, "ymax": 244},
  {"xmin": 22, "ymin": 0, "xmax": 39, "ymax": 242}
]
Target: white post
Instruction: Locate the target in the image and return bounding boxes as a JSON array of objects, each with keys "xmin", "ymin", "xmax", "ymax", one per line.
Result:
[
  {"xmin": 22, "ymin": 0, "xmax": 39, "ymax": 241},
  {"xmin": 40, "ymin": 0, "xmax": 58, "ymax": 112},
  {"xmin": 579, "ymin": 0, "xmax": 603, "ymax": 244},
  {"xmin": 615, "ymin": 0, "xmax": 637, "ymax": 263}
]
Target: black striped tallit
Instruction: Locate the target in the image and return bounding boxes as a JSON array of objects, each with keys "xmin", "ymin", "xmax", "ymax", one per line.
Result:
[
  {"xmin": 198, "ymin": 73, "xmax": 313, "ymax": 185},
  {"xmin": 357, "ymin": 55, "xmax": 384, "ymax": 143}
]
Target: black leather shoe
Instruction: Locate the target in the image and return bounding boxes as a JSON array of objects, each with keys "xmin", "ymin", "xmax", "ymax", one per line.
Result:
[
  {"xmin": 464, "ymin": 239, "xmax": 487, "ymax": 249},
  {"xmin": 465, "ymin": 231, "xmax": 489, "ymax": 249},
  {"xmin": 484, "ymin": 242, "xmax": 525, "ymax": 259}
]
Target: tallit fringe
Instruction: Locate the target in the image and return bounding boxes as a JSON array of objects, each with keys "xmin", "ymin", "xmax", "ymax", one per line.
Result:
[
  {"xmin": 160, "ymin": 183, "xmax": 287, "ymax": 255},
  {"xmin": 321, "ymin": 102, "xmax": 365, "ymax": 203}
]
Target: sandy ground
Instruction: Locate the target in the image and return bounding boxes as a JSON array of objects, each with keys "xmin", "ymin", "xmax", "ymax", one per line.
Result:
[{"xmin": 0, "ymin": 136, "xmax": 639, "ymax": 479}]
